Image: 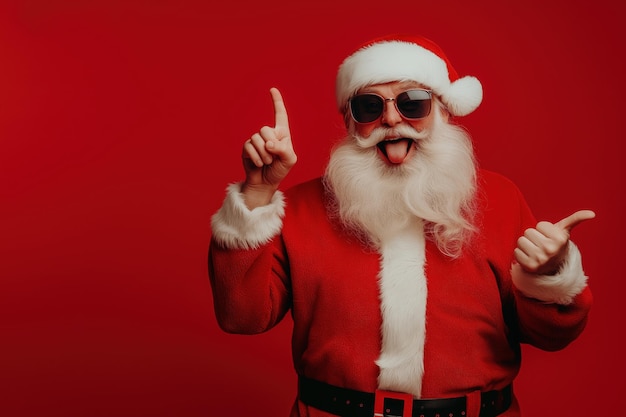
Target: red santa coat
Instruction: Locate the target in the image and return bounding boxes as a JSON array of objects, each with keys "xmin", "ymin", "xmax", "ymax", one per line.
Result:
[{"xmin": 209, "ymin": 169, "xmax": 592, "ymax": 417}]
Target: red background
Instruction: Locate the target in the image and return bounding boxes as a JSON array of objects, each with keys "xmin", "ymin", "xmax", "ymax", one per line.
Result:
[{"xmin": 1, "ymin": 1, "xmax": 624, "ymax": 416}]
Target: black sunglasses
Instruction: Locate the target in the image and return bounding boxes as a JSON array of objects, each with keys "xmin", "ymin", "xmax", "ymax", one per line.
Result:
[{"xmin": 348, "ymin": 89, "xmax": 433, "ymax": 124}]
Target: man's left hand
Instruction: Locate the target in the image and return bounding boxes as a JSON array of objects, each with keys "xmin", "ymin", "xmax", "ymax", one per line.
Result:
[{"xmin": 514, "ymin": 210, "xmax": 596, "ymax": 275}]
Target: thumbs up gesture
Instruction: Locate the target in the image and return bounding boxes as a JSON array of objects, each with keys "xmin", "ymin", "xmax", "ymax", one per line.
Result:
[
  {"xmin": 241, "ymin": 88, "xmax": 298, "ymax": 209},
  {"xmin": 514, "ymin": 210, "xmax": 596, "ymax": 275}
]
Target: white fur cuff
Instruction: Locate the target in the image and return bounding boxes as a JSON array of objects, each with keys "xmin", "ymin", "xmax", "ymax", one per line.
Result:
[
  {"xmin": 511, "ymin": 242, "xmax": 588, "ymax": 305},
  {"xmin": 210, "ymin": 183, "xmax": 285, "ymax": 250}
]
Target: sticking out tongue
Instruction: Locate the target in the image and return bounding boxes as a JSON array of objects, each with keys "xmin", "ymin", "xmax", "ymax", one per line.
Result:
[{"xmin": 379, "ymin": 139, "xmax": 412, "ymax": 164}]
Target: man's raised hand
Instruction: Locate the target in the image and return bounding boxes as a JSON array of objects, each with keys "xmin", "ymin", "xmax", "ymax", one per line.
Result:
[
  {"xmin": 514, "ymin": 210, "xmax": 596, "ymax": 275},
  {"xmin": 241, "ymin": 88, "xmax": 298, "ymax": 209}
]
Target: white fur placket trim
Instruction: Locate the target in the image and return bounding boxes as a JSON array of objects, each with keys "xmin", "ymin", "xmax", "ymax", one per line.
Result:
[
  {"xmin": 376, "ymin": 218, "xmax": 427, "ymax": 398},
  {"xmin": 210, "ymin": 182, "xmax": 285, "ymax": 250},
  {"xmin": 511, "ymin": 241, "xmax": 588, "ymax": 305}
]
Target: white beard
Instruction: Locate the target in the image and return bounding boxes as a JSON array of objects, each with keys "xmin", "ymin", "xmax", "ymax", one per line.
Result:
[{"xmin": 323, "ymin": 107, "xmax": 477, "ymax": 257}]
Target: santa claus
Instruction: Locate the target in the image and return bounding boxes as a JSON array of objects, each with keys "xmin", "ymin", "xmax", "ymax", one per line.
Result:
[{"xmin": 209, "ymin": 34, "xmax": 594, "ymax": 417}]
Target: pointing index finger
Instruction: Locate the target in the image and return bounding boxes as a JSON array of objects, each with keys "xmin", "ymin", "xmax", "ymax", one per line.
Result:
[
  {"xmin": 270, "ymin": 87, "xmax": 289, "ymax": 130},
  {"xmin": 556, "ymin": 209, "xmax": 596, "ymax": 232}
]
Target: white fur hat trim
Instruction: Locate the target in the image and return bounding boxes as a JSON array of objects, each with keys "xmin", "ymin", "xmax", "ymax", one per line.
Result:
[{"xmin": 336, "ymin": 39, "xmax": 482, "ymax": 117}]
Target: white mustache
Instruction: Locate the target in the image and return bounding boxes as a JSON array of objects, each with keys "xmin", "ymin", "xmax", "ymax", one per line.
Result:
[{"xmin": 353, "ymin": 124, "xmax": 430, "ymax": 149}]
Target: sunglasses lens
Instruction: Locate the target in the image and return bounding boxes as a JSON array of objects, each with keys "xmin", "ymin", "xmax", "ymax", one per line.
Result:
[
  {"xmin": 350, "ymin": 94, "xmax": 384, "ymax": 123},
  {"xmin": 396, "ymin": 90, "xmax": 432, "ymax": 119}
]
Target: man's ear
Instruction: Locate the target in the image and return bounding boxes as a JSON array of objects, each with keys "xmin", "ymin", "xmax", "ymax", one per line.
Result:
[
  {"xmin": 441, "ymin": 108, "xmax": 450, "ymax": 122},
  {"xmin": 343, "ymin": 111, "xmax": 352, "ymax": 129},
  {"xmin": 434, "ymin": 97, "xmax": 451, "ymax": 122}
]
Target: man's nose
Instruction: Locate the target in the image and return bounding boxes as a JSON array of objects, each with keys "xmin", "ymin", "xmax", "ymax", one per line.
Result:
[{"xmin": 381, "ymin": 100, "xmax": 403, "ymax": 126}]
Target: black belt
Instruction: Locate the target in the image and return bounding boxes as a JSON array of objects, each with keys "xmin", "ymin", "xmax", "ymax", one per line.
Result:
[{"xmin": 298, "ymin": 376, "xmax": 512, "ymax": 417}]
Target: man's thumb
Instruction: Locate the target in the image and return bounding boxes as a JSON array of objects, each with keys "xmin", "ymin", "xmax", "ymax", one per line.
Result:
[{"xmin": 556, "ymin": 210, "xmax": 596, "ymax": 232}]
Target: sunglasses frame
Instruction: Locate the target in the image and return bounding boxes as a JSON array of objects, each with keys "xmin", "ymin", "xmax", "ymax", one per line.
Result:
[{"xmin": 348, "ymin": 88, "xmax": 433, "ymax": 124}]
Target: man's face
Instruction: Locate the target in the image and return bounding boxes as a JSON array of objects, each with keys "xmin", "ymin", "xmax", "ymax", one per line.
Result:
[{"xmin": 349, "ymin": 81, "xmax": 442, "ymax": 166}]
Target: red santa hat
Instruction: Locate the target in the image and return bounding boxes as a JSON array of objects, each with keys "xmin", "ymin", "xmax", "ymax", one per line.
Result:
[{"xmin": 336, "ymin": 34, "xmax": 483, "ymax": 117}]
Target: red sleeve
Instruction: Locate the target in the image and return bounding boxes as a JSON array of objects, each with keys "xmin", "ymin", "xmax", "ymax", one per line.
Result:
[
  {"xmin": 480, "ymin": 170, "xmax": 593, "ymax": 351},
  {"xmin": 514, "ymin": 286, "xmax": 592, "ymax": 350},
  {"xmin": 208, "ymin": 236, "xmax": 291, "ymax": 334}
]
